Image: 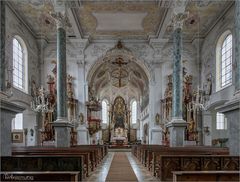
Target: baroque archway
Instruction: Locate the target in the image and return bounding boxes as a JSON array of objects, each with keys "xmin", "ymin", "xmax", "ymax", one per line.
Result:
[{"xmin": 86, "ymin": 41, "xmax": 150, "ymax": 144}]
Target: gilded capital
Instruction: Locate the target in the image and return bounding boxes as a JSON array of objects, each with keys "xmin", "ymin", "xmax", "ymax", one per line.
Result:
[
  {"xmin": 50, "ymin": 11, "xmax": 71, "ymax": 29},
  {"xmin": 172, "ymin": 12, "xmax": 189, "ymax": 30}
]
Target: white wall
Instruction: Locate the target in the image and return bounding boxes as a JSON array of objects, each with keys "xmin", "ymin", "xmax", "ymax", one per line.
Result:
[
  {"xmin": 201, "ymin": 5, "xmax": 234, "ymax": 145},
  {"xmin": 5, "ymin": 4, "xmax": 40, "ymax": 146}
]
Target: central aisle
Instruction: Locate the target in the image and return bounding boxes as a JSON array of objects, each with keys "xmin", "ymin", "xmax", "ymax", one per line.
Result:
[
  {"xmin": 106, "ymin": 152, "xmax": 138, "ymax": 181},
  {"xmin": 85, "ymin": 152, "xmax": 158, "ymax": 182}
]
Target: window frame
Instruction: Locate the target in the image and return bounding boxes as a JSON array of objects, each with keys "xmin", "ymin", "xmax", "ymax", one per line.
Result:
[
  {"xmin": 216, "ymin": 30, "xmax": 233, "ymax": 91},
  {"xmin": 12, "ymin": 36, "xmax": 28, "ymax": 93},
  {"xmin": 12, "ymin": 113, "xmax": 23, "ymax": 130},
  {"xmin": 131, "ymin": 99, "xmax": 137, "ymax": 124},
  {"xmin": 216, "ymin": 112, "xmax": 227, "ymax": 130},
  {"xmin": 101, "ymin": 99, "xmax": 109, "ymax": 124}
]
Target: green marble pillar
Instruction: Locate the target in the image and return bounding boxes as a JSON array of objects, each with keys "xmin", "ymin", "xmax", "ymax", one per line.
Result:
[
  {"xmin": 235, "ymin": 0, "xmax": 240, "ymax": 92},
  {"xmin": 166, "ymin": 12, "xmax": 188, "ymax": 147},
  {"xmin": 57, "ymin": 27, "xmax": 67, "ymax": 119},
  {"xmin": 0, "ymin": 1, "xmax": 6, "ymax": 91},
  {"xmin": 172, "ymin": 27, "xmax": 183, "ymax": 119}
]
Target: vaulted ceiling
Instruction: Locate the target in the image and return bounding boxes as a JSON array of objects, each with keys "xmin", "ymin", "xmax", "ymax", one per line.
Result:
[
  {"xmin": 88, "ymin": 41, "xmax": 149, "ymax": 102},
  {"xmin": 8, "ymin": 0, "xmax": 234, "ymax": 42}
]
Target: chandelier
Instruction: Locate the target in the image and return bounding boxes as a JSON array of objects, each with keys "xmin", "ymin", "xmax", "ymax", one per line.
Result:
[
  {"xmin": 192, "ymin": 89, "xmax": 206, "ymax": 111},
  {"xmin": 31, "ymin": 86, "xmax": 53, "ymax": 113}
]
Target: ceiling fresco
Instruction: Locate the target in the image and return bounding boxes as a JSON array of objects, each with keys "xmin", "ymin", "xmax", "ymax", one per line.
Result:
[
  {"xmin": 9, "ymin": 0, "xmax": 75, "ymax": 40},
  {"xmin": 164, "ymin": 0, "xmax": 234, "ymax": 40},
  {"xmin": 74, "ymin": 1, "xmax": 167, "ymax": 40},
  {"xmin": 8, "ymin": 0, "xmax": 233, "ymax": 41}
]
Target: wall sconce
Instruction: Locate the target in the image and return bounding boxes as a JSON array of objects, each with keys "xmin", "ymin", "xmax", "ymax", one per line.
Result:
[{"xmin": 203, "ymin": 126, "xmax": 210, "ymax": 135}]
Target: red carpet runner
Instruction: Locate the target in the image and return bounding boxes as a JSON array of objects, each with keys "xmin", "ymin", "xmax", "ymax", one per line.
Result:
[{"xmin": 106, "ymin": 152, "xmax": 138, "ymax": 181}]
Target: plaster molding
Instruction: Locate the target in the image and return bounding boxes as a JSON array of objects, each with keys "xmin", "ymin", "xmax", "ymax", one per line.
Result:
[{"xmin": 6, "ymin": 2, "xmax": 36, "ymax": 39}]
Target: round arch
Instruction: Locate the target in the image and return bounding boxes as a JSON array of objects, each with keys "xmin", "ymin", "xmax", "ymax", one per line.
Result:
[
  {"xmin": 86, "ymin": 44, "xmax": 152, "ymax": 84},
  {"xmin": 12, "ymin": 35, "xmax": 28, "ymax": 93},
  {"xmin": 215, "ymin": 30, "xmax": 233, "ymax": 91}
]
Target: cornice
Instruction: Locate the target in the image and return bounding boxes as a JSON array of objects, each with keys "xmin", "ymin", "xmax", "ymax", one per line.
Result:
[
  {"xmin": 6, "ymin": 2, "xmax": 37, "ymax": 39},
  {"xmin": 203, "ymin": 1, "xmax": 234, "ymax": 39}
]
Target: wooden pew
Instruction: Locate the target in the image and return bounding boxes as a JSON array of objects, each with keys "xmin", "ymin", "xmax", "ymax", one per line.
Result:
[
  {"xmin": 12, "ymin": 145, "xmax": 108, "ymax": 178},
  {"xmin": 12, "ymin": 149, "xmax": 91, "ymax": 178},
  {"xmin": 131, "ymin": 145, "xmax": 229, "ymax": 171},
  {"xmin": 1, "ymin": 171, "xmax": 79, "ymax": 182},
  {"xmin": 1, "ymin": 156, "xmax": 84, "ymax": 181},
  {"xmin": 156, "ymin": 155, "xmax": 239, "ymax": 181},
  {"xmin": 131, "ymin": 145, "xmax": 166, "ymax": 164},
  {"xmin": 150, "ymin": 146, "xmax": 229, "ymax": 174},
  {"xmin": 172, "ymin": 171, "xmax": 240, "ymax": 182}
]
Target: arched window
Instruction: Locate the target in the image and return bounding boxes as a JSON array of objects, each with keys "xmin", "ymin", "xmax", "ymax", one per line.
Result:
[
  {"xmin": 12, "ymin": 113, "xmax": 23, "ymax": 130},
  {"xmin": 102, "ymin": 100, "xmax": 108, "ymax": 123},
  {"xmin": 216, "ymin": 31, "xmax": 232, "ymax": 91},
  {"xmin": 13, "ymin": 36, "xmax": 28, "ymax": 92},
  {"xmin": 216, "ymin": 112, "xmax": 227, "ymax": 130},
  {"xmin": 131, "ymin": 100, "xmax": 137, "ymax": 124}
]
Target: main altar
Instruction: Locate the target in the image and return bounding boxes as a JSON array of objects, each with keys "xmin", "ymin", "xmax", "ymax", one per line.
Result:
[{"xmin": 109, "ymin": 96, "xmax": 129, "ymax": 145}]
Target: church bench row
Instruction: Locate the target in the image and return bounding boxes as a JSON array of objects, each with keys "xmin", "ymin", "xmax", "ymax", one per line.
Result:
[
  {"xmin": 11, "ymin": 145, "xmax": 108, "ymax": 179},
  {"xmin": 131, "ymin": 145, "xmax": 238, "ymax": 181},
  {"xmin": 12, "ymin": 150, "xmax": 94, "ymax": 178},
  {"xmin": 1, "ymin": 171, "xmax": 79, "ymax": 182},
  {"xmin": 13, "ymin": 152, "xmax": 91, "ymax": 178},
  {"xmin": 172, "ymin": 171, "xmax": 240, "ymax": 182},
  {"xmin": 12, "ymin": 145, "xmax": 108, "ymax": 161},
  {"xmin": 158, "ymin": 155, "xmax": 239, "ymax": 181},
  {"xmin": 148, "ymin": 147, "xmax": 229, "ymax": 173},
  {"xmin": 73, "ymin": 145, "xmax": 108, "ymax": 160},
  {"xmin": 132, "ymin": 145, "xmax": 229, "ymax": 171},
  {"xmin": 1, "ymin": 156, "xmax": 84, "ymax": 181},
  {"xmin": 13, "ymin": 148, "xmax": 98, "ymax": 171}
]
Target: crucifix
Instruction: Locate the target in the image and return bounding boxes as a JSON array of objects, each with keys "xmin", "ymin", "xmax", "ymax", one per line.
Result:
[{"xmin": 112, "ymin": 57, "xmax": 128, "ymax": 87}]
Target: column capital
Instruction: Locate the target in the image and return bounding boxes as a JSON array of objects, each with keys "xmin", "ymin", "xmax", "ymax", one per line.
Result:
[
  {"xmin": 51, "ymin": 11, "xmax": 71, "ymax": 29},
  {"xmin": 172, "ymin": 12, "xmax": 189, "ymax": 30}
]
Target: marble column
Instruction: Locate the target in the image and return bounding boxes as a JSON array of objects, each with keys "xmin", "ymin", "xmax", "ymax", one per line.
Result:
[
  {"xmin": 56, "ymin": 26, "xmax": 67, "ymax": 118},
  {"xmin": 172, "ymin": 27, "xmax": 183, "ymax": 118},
  {"xmin": 235, "ymin": 0, "xmax": 240, "ymax": 92},
  {"xmin": 52, "ymin": 12, "xmax": 73, "ymax": 147},
  {"xmin": 0, "ymin": 1, "xmax": 6, "ymax": 91},
  {"xmin": 166, "ymin": 12, "xmax": 188, "ymax": 147}
]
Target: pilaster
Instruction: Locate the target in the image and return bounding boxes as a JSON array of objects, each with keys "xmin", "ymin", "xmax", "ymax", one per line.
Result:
[
  {"xmin": 0, "ymin": 94, "xmax": 25, "ymax": 156},
  {"xmin": 0, "ymin": 1, "xmax": 6, "ymax": 91},
  {"xmin": 235, "ymin": 0, "xmax": 240, "ymax": 92}
]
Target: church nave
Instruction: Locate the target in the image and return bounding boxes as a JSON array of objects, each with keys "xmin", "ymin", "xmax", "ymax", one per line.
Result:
[{"xmin": 1, "ymin": 0, "xmax": 240, "ymax": 181}]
